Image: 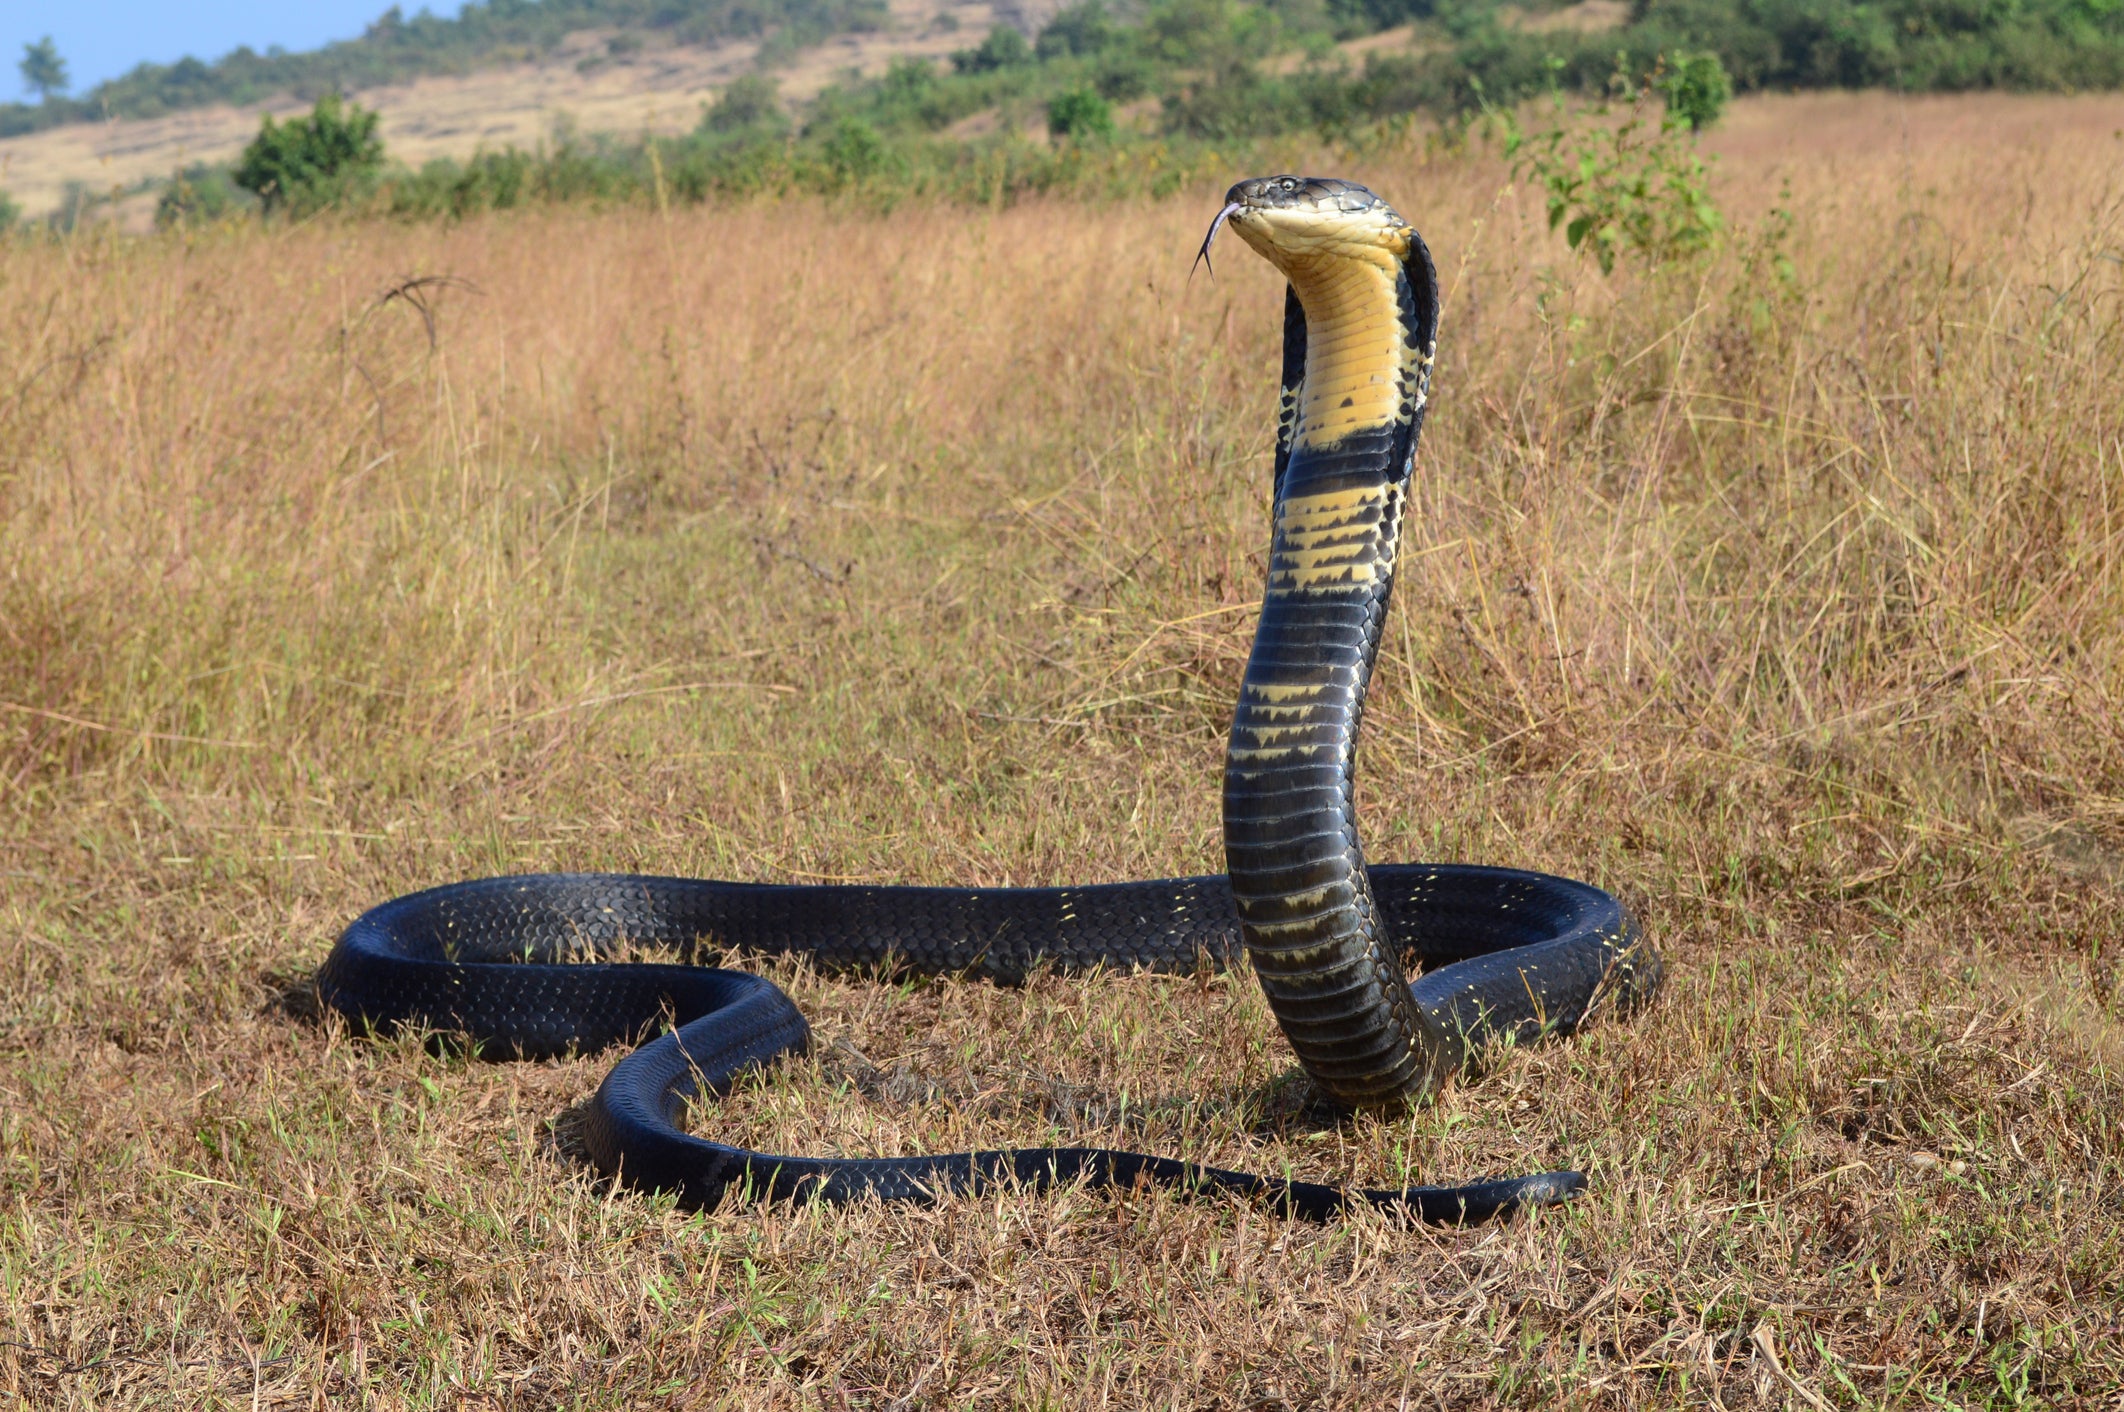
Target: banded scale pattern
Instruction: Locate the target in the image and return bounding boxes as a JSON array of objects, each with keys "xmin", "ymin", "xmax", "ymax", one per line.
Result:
[
  {"xmin": 316, "ymin": 175, "xmax": 1662, "ymax": 1224},
  {"xmin": 1222, "ymin": 174, "xmax": 1451, "ymax": 1112},
  {"xmin": 318, "ymin": 864, "xmax": 1643, "ymax": 1219},
  {"xmin": 1227, "ymin": 581, "xmax": 1446, "ymax": 1110}
]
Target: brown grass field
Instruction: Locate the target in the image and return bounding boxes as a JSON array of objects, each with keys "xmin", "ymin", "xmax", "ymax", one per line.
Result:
[{"xmin": 3, "ymin": 91, "xmax": 2123, "ymax": 1407}]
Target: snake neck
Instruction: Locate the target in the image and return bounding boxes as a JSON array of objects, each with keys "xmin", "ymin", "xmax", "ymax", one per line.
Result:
[{"xmin": 1223, "ymin": 227, "xmax": 1443, "ymax": 1114}]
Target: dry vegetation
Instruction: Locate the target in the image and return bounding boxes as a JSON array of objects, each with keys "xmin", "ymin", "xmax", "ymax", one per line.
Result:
[{"xmin": 4, "ymin": 92, "xmax": 2124, "ymax": 1407}]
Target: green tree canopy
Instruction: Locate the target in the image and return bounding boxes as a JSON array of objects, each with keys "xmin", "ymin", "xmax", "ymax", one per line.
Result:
[
  {"xmin": 1046, "ymin": 87, "xmax": 1115, "ymax": 140},
  {"xmin": 952, "ymin": 26, "xmax": 1033, "ymax": 73},
  {"xmin": 702, "ymin": 73, "xmax": 789, "ymax": 134},
  {"xmin": 19, "ymin": 37, "xmax": 68, "ymax": 101},
  {"xmin": 1036, "ymin": 3, "xmax": 1119, "ymax": 59},
  {"xmin": 233, "ymin": 94, "xmax": 386, "ymax": 214},
  {"xmin": 1660, "ymin": 50, "xmax": 1731, "ymax": 128}
]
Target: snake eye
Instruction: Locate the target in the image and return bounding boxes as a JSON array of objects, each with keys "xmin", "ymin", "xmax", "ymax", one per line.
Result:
[{"xmin": 1280, "ymin": 178, "xmax": 1298, "ymax": 192}]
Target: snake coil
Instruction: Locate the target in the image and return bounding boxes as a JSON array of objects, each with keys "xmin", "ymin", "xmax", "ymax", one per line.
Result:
[{"xmin": 319, "ymin": 177, "xmax": 1661, "ymax": 1223}]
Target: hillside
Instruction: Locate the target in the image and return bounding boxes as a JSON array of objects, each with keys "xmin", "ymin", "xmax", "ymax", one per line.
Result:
[
  {"xmin": 0, "ymin": 0, "xmax": 1039, "ymax": 222},
  {"xmin": 6, "ymin": 0, "xmax": 2123, "ymax": 225},
  {"xmin": 0, "ymin": 0, "xmax": 894, "ymax": 139}
]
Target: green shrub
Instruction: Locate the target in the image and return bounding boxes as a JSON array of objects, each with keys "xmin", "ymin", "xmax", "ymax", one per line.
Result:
[
  {"xmin": 444, "ymin": 150, "xmax": 536, "ymax": 215},
  {"xmin": 703, "ymin": 73, "xmax": 790, "ymax": 135},
  {"xmin": 233, "ymin": 94, "xmax": 386, "ymax": 214},
  {"xmin": 1660, "ymin": 49, "xmax": 1731, "ymax": 129},
  {"xmin": 153, "ymin": 165, "xmax": 253, "ymax": 228},
  {"xmin": 1500, "ymin": 69, "xmax": 1724, "ymax": 274},
  {"xmin": 1037, "ymin": 2, "xmax": 1119, "ymax": 58},
  {"xmin": 1089, "ymin": 49, "xmax": 1158, "ymax": 100},
  {"xmin": 1047, "ymin": 87, "xmax": 1116, "ymax": 140},
  {"xmin": 952, "ymin": 26, "xmax": 1033, "ymax": 73},
  {"xmin": 0, "ymin": 188, "xmax": 19, "ymax": 231},
  {"xmin": 820, "ymin": 117, "xmax": 888, "ymax": 184}
]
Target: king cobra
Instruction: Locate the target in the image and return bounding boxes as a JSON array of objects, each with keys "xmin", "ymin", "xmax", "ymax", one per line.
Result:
[{"xmin": 319, "ymin": 176, "xmax": 1661, "ymax": 1223}]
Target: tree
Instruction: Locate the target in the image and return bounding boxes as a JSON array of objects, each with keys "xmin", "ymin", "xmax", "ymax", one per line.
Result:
[
  {"xmin": 702, "ymin": 74, "xmax": 787, "ymax": 135},
  {"xmin": 819, "ymin": 117, "xmax": 885, "ymax": 184},
  {"xmin": 1046, "ymin": 88, "xmax": 1114, "ymax": 141},
  {"xmin": 20, "ymin": 36, "xmax": 68, "ymax": 102},
  {"xmin": 233, "ymin": 94, "xmax": 386, "ymax": 214},
  {"xmin": 1036, "ymin": 3, "xmax": 1116, "ymax": 60},
  {"xmin": 951, "ymin": 26, "xmax": 1032, "ymax": 73},
  {"xmin": 1659, "ymin": 51, "xmax": 1731, "ymax": 131}
]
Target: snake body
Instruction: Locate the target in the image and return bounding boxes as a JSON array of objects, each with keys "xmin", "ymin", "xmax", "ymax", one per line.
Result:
[{"xmin": 319, "ymin": 177, "xmax": 1661, "ymax": 1222}]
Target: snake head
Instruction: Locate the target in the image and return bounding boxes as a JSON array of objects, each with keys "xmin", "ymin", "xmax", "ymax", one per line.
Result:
[{"xmin": 1198, "ymin": 175, "xmax": 1412, "ymax": 281}]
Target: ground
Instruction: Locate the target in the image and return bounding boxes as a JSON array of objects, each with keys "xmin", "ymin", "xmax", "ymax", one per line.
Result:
[{"xmin": 2, "ymin": 91, "xmax": 2122, "ymax": 1407}]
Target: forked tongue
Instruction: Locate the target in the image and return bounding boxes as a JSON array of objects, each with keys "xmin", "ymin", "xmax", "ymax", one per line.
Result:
[{"xmin": 1191, "ymin": 201, "xmax": 1243, "ymax": 282}]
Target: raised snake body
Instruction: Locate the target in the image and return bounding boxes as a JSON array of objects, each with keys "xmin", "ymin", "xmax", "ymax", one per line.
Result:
[{"xmin": 318, "ymin": 177, "xmax": 1662, "ymax": 1222}]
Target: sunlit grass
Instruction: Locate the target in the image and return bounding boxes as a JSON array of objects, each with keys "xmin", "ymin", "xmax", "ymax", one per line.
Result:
[{"xmin": 2, "ymin": 93, "xmax": 2121, "ymax": 1406}]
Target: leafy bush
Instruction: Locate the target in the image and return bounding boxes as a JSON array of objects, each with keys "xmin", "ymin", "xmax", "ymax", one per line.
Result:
[
  {"xmin": 703, "ymin": 73, "xmax": 790, "ymax": 136},
  {"xmin": 1659, "ymin": 49, "xmax": 1731, "ymax": 128},
  {"xmin": 0, "ymin": 188, "xmax": 18, "ymax": 232},
  {"xmin": 233, "ymin": 94, "xmax": 386, "ymax": 214},
  {"xmin": 819, "ymin": 117, "xmax": 889, "ymax": 184},
  {"xmin": 1047, "ymin": 87, "xmax": 1116, "ymax": 140},
  {"xmin": 1501, "ymin": 70, "xmax": 1724, "ymax": 274},
  {"xmin": 437, "ymin": 151, "xmax": 536, "ymax": 216},
  {"xmin": 154, "ymin": 165, "xmax": 254, "ymax": 227},
  {"xmin": 1037, "ymin": 2, "xmax": 1119, "ymax": 58},
  {"xmin": 1088, "ymin": 49, "xmax": 1158, "ymax": 100},
  {"xmin": 952, "ymin": 26, "xmax": 1033, "ymax": 73}
]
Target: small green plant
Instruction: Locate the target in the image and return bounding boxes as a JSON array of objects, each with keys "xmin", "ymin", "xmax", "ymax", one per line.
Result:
[
  {"xmin": 233, "ymin": 93, "xmax": 386, "ymax": 215},
  {"xmin": 0, "ymin": 188, "xmax": 19, "ymax": 232},
  {"xmin": 1498, "ymin": 62, "xmax": 1723, "ymax": 275},
  {"xmin": 1733, "ymin": 177, "xmax": 1802, "ymax": 333},
  {"xmin": 1047, "ymin": 88, "xmax": 1115, "ymax": 142}
]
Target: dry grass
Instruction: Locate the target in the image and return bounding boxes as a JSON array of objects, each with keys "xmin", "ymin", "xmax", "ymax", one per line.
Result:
[{"xmin": 3, "ymin": 92, "xmax": 2124, "ymax": 1407}]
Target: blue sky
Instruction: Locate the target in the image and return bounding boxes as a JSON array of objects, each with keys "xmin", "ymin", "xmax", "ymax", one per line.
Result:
[{"xmin": 8, "ymin": 2, "xmax": 422, "ymax": 98}]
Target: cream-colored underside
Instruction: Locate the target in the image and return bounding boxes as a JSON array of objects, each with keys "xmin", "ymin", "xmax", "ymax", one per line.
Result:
[{"xmin": 1234, "ymin": 208, "xmax": 1414, "ymax": 449}]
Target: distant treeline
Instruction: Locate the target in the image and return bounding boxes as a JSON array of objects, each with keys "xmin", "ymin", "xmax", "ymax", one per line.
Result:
[
  {"xmin": 115, "ymin": 0, "xmax": 2124, "ymax": 230},
  {"xmin": 1471, "ymin": 0, "xmax": 2124, "ymax": 97},
  {"xmin": 7, "ymin": 0, "xmax": 2124, "ymax": 148},
  {"xmin": 0, "ymin": 0, "xmax": 885, "ymax": 138},
  {"xmin": 708, "ymin": 0, "xmax": 2124, "ymax": 149}
]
